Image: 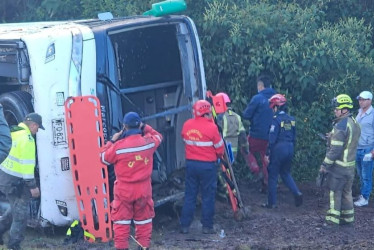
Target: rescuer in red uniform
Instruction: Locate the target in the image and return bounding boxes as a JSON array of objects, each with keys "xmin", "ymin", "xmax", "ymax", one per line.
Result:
[
  {"xmin": 101, "ymin": 112, "xmax": 162, "ymax": 250},
  {"xmin": 180, "ymin": 100, "xmax": 224, "ymax": 234}
]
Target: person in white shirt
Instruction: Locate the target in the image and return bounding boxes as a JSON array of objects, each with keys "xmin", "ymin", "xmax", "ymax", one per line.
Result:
[{"xmin": 354, "ymin": 91, "xmax": 374, "ymax": 207}]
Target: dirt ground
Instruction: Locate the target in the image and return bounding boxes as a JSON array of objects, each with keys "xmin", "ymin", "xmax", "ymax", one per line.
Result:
[{"xmin": 12, "ymin": 180, "xmax": 374, "ymax": 249}]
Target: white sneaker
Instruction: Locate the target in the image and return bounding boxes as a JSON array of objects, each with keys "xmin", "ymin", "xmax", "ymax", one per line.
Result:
[
  {"xmin": 354, "ymin": 196, "xmax": 368, "ymax": 207},
  {"xmin": 355, "ymin": 194, "xmax": 363, "ymax": 201}
]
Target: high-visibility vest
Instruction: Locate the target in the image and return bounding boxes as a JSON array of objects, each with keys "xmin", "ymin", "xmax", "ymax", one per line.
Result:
[
  {"xmin": 221, "ymin": 110, "xmax": 245, "ymax": 153},
  {"xmin": 66, "ymin": 220, "xmax": 95, "ymax": 241},
  {"xmin": 0, "ymin": 123, "xmax": 35, "ymax": 180}
]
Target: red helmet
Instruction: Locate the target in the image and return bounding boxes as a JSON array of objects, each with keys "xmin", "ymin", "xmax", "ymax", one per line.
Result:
[
  {"xmin": 269, "ymin": 94, "xmax": 287, "ymax": 109},
  {"xmin": 216, "ymin": 92, "xmax": 231, "ymax": 103},
  {"xmin": 193, "ymin": 100, "xmax": 211, "ymax": 117}
]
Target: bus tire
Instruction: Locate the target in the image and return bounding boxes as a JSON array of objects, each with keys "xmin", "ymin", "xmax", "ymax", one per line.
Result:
[{"xmin": 0, "ymin": 91, "xmax": 34, "ymax": 126}]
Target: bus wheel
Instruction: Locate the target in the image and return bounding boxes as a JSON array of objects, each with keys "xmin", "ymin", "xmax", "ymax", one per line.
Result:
[{"xmin": 0, "ymin": 91, "xmax": 33, "ymax": 126}]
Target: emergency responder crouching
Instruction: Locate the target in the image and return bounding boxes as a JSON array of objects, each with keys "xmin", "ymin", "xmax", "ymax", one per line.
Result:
[
  {"xmin": 215, "ymin": 92, "xmax": 249, "ymax": 201},
  {"xmin": 180, "ymin": 100, "xmax": 224, "ymax": 234},
  {"xmin": 262, "ymin": 94, "xmax": 302, "ymax": 208},
  {"xmin": 0, "ymin": 112, "xmax": 43, "ymax": 250},
  {"xmin": 216, "ymin": 92, "xmax": 249, "ymax": 158},
  {"xmin": 101, "ymin": 112, "xmax": 162, "ymax": 250},
  {"xmin": 319, "ymin": 94, "xmax": 360, "ymax": 229}
]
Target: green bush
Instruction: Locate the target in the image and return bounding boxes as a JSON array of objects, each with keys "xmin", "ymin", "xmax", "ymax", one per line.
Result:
[{"xmin": 200, "ymin": 1, "xmax": 374, "ymax": 180}]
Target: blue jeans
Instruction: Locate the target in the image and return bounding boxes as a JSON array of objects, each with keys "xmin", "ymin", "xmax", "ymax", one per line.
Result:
[
  {"xmin": 180, "ymin": 160, "xmax": 217, "ymax": 229},
  {"xmin": 268, "ymin": 142, "xmax": 300, "ymax": 205},
  {"xmin": 356, "ymin": 148, "xmax": 374, "ymax": 200}
]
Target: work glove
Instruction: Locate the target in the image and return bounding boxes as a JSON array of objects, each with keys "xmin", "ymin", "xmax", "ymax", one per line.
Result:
[{"xmin": 316, "ymin": 172, "xmax": 328, "ymax": 188}]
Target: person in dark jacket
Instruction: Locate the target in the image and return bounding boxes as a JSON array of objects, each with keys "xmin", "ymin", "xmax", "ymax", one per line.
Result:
[
  {"xmin": 0, "ymin": 105, "xmax": 11, "ymax": 163},
  {"xmin": 262, "ymin": 94, "xmax": 302, "ymax": 209},
  {"xmin": 243, "ymin": 75, "xmax": 276, "ymax": 192}
]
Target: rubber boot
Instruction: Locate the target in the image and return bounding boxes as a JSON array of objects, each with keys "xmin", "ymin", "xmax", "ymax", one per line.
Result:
[{"xmin": 294, "ymin": 193, "xmax": 303, "ymax": 207}]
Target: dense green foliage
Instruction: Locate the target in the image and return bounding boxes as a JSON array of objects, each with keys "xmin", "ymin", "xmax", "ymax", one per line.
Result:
[
  {"xmin": 1, "ymin": 0, "xmax": 374, "ymax": 181},
  {"xmin": 201, "ymin": 1, "xmax": 374, "ymax": 180}
]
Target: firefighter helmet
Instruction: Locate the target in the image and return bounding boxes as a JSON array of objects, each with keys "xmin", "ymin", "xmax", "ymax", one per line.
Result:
[
  {"xmin": 216, "ymin": 92, "xmax": 231, "ymax": 103},
  {"xmin": 332, "ymin": 94, "xmax": 353, "ymax": 110},
  {"xmin": 269, "ymin": 94, "xmax": 287, "ymax": 109},
  {"xmin": 193, "ymin": 100, "xmax": 211, "ymax": 117}
]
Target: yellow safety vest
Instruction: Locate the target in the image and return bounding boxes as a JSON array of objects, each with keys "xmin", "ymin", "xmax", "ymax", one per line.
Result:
[
  {"xmin": 0, "ymin": 123, "xmax": 35, "ymax": 180},
  {"xmin": 221, "ymin": 110, "xmax": 246, "ymax": 153},
  {"xmin": 66, "ymin": 220, "xmax": 95, "ymax": 241}
]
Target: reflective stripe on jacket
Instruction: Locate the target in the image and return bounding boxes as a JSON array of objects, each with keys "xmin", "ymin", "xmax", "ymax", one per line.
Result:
[
  {"xmin": 0, "ymin": 123, "xmax": 36, "ymax": 180},
  {"xmin": 100, "ymin": 124, "xmax": 162, "ymax": 183},
  {"xmin": 217, "ymin": 109, "xmax": 247, "ymax": 153},
  {"xmin": 182, "ymin": 116, "xmax": 224, "ymax": 162},
  {"xmin": 323, "ymin": 114, "xmax": 361, "ymax": 168},
  {"xmin": 267, "ymin": 111, "xmax": 296, "ymax": 155}
]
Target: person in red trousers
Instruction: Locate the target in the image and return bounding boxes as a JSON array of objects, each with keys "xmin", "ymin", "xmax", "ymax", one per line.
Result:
[
  {"xmin": 101, "ymin": 112, "xmax": 162, "ymax": 250},
  {"xmin": 243, "ymin": 75, "xmax": 276, "ymax": 192}
]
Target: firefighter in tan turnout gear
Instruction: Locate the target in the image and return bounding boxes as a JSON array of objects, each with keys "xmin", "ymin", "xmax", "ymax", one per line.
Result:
[
  {"xmin": 320, "ymin": 94, "xmax": 360, "ymax": 228},
  {"xmin": 215, "ymin": 92, "xmax": 249, "ymax": 201}
]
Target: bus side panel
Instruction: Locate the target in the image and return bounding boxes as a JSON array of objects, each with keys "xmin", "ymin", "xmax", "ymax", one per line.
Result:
[{"xmin": 23, "ymin": 26, "xmax": 96, "ymax": 226}]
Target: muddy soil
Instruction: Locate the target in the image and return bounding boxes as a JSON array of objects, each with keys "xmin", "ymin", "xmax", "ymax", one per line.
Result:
[{"xmin": 13, "ymin": 181, "xmax": 374, "ymax": 249}]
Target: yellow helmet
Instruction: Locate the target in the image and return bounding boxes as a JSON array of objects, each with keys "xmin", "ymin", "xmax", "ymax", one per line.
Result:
[{"xmin": 332, "ymin": 94, "xmax": 353, "ymax": 110}]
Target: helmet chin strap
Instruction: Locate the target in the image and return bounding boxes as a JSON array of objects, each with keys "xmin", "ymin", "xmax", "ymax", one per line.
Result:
[{"xmin": 339, "ymin": 109, "xmax": 349, "ymax": 117}]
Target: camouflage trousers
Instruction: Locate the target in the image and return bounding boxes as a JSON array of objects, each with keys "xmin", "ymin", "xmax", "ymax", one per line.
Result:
[{"xmin": 0, "ymin": 186, "xmax": 29, "ymax": 247}]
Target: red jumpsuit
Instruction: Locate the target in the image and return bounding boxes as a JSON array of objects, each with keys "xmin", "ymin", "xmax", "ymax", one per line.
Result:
[{"xmin": 101, "ymin": 125, "xmax": 162, "ymax": 249}]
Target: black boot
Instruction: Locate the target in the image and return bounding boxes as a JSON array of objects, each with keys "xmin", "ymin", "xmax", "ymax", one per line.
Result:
[{"xmin": 294, "ymin": 193, "xmax": 303, "ymax": 207}]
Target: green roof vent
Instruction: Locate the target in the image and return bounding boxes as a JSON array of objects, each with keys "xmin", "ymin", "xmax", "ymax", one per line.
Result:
[{"xmin": 143, "ymin": 0, "xmax": 187, "ymax": 17}]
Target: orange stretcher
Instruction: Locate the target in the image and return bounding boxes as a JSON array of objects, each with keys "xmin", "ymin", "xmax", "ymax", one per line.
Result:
[{"xmin": 65, "ymin": 96, "xmax": 112, "ymax": 242}]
